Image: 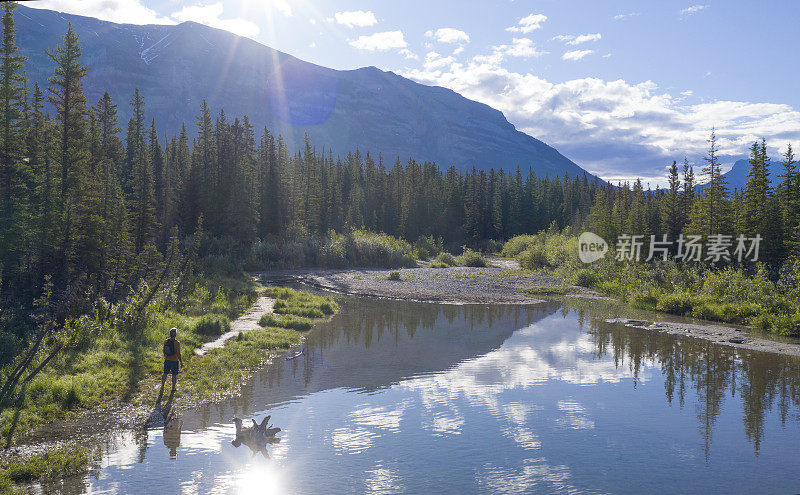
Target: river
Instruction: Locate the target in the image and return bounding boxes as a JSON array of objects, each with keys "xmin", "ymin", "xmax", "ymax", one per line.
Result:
[{"xmin": 49, "ymin": 296, "xmax": 800, "ymax": 494}]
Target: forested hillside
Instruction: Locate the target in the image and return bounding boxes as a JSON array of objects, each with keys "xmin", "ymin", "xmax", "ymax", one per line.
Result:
[{"xmin": 15, "ymin": 3, "xmax": 590, "ymax": 178}]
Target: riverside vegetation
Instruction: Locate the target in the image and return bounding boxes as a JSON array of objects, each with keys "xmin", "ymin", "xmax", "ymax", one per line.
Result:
[{"xmin": 503, "ymin": 230, "xmax": 800, "ymax": 336}]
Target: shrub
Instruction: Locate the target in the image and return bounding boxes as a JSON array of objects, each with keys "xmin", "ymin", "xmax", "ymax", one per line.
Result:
[
  {"xmin": 655, "ymin": 292, "xmax": 695, "ymax": 315},
  {"xmin": 388, "ymin": 270, "xmax": 402, "ymax": 281},
  {"xmin": 457, "ymin": 249, "xmax": 486, "ymax": 267},
  {"xmin": 501, "ymin": 235, "xmax": 538, "ymax": 257},
  {"xmin": 517, "ymin": 246, "xmax": 548, "ymax": 270},
  {"xmin": 194, "ymin": 314, "xmax": 231, "ymax": 336},
  {"xmin": 573, "ymin": 269, "xmax": 599, "ymax": 288},
  {"xmin": 434, "ymin": 252, "xmax": 456, "ymax": 267},
  {"xmin": 414, "ymin": 235, "xmax": 442, "ymax": 260}
]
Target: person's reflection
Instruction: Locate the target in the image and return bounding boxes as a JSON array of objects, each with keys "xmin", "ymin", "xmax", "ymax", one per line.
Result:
[
  {"xmin": 154, "ymin": 388, "xmax": 182, "ymax": 458},
  {"xmin": 163, "ymin": 413, "xmax": 182, "ymax": 459}
]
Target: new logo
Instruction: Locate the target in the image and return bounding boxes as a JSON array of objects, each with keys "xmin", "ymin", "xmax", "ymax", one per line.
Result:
[{"xmin": 578, "ymin": 232, "xmax": 608, "ymax": 263}]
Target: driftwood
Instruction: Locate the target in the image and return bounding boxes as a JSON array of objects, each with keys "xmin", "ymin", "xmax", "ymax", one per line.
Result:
[{"xmin": 232, "ymin": 416, "xmax": 281, "ymax": 456}]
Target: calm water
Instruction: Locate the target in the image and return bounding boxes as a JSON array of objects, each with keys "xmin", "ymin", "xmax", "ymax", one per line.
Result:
[{"xmin": 58, "ymin": 297, "xmax": 800, "ymax": 494}]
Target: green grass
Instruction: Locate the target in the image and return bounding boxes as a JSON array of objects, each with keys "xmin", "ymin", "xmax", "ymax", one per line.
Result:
[
  {"xmin": 522, "ymin": 285, "xmax": 573, "ymax": 296},
  {"xmin": 178, "ymin": 326, "xmax": 301, "ymax": 403},
  {"xmin": 0, "ymin": 446, "xmax": 93, "ymax": 490},
  {"xmin": 387, "ymin": 270, "xmax": 402, "ymax": 281},
  {"xmin": 259, "ymin": 313, "xmax": 313, "ymax": 331},
  {"xmin": 264, "ymin": 287, "xmax": 339, "ymax": 318}
]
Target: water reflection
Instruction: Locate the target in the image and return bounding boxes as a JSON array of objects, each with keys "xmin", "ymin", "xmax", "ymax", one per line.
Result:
[{"xmin": 73, "ymin": 297, "xmax": 800, "ymax": 494}]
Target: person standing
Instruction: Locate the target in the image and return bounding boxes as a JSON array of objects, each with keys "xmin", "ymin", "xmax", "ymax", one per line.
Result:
[{"xmin": 161, "ymin": 327, "xmax": 183, "ymax": 393}]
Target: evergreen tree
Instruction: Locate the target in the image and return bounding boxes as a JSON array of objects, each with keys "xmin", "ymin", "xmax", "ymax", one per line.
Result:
[
  {"xmin": 779, "ymin": 144, "xmax": 800, "ymax": 256},
  {"xmin": 46, "ymin": 23, "xmax": 90, "ymax": 272},
  {"xmin": 662, "ymin": 161, "xmax": 683, "ymax": 239},
  {"xmin": 0, "ymin": 1, "xmax": 27, "ymax": 264}
]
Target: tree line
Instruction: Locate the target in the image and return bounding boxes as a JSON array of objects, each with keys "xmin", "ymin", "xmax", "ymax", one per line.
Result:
[{"xmin": 587, "ymin": 131, "xmax": 800, "ymax": 265}]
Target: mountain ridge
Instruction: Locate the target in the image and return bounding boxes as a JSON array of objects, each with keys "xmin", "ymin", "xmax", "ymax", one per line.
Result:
[{"xmin": 17, "ymin": 4, "xmax": 596, "ymax": 180}]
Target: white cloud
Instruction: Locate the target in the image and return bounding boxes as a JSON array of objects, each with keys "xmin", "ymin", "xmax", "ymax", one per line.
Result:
[
  {"xmin": 403, "ymin": 48, "xmax": 800, "ymax": 178},
  {"xmin": 425, "ymin": 27, "xmax": 470, "ymax": 44},
  {"xmin": 680, "ymin": 5, "xmax": 708, "ymax": 17},
  {"xmin": 28, "ymin": 0, "xmax": 174, "ymax": 25},
  {"xmin": 333, "ymin": 10, "xmax": 378, "ymax": 28},
  {"xmin": 506, "ymin": 13, "xmax": 547, "ymax": 34},
  {"xmin": 562, "ymin": 49, "xmax": 594, "ymax": 61},
  {"xmin": 614, "ymin": 12, "xmax": 641, "ymax": 21},
  {"xmin": 172, "ymin": 3, "xmax": 259, "ymax": 38},
  {"xmin": 554, "ymin": 33, "xmax": 602, "ymax": 46},
  {"xmin": 350, "ymin": 30, "xmax": 408, "ymax": 51},
  {"xmin": 399, "ymin": 48, "xmax": 419, "ymax": 60},
  {"xmin": 494, "ymin": 38, "xmax": 545, "ymax": 58}
]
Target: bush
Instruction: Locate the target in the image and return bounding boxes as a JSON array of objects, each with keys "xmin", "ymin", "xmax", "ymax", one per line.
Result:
[
  {"xmin": 194, "ymin": 314, "xmax": 231, "ymax": 336},
  {"xmin": 457, "ymin": 249, "xmax": 486, "ymax": 267},
  {"xmin": 501, "ymin": 235, "xmax": 538, "ymax": 258},
  {"xmin": 517, "ymin": 246, "xmax": 548, "ymax": 270},
  {"xmin": 433, "ymin": 252, "xmax": 456, "ymax": 267},
  {"xmin": 655, "ymin": 292, "xmax": 695, "ymax": 315},
  {"xmin": 573, "ymin": 269, "xmax": 599, "ymax": 288},
  {"xmin": 388, "ymin": 270, "xmax": 402, "ymax": 281},
  {"xmin": 414, "ymin": 235, "xmax": 443, "ymax": 260}
]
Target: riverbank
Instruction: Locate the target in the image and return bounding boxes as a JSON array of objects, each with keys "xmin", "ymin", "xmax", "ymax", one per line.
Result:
[
  {"xmin": 269, "ymin": 261, "xmax": 800, "ymax": 359},
  {"xmin": 0, "ymin": 286, "xmax": 337, "ymax": 491}
]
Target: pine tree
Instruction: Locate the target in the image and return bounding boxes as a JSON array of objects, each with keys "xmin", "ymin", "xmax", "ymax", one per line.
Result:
[
  {"xmin": 779, "ymin": 144, "xmax": 800, "ymax": 256},
  {"xmin": 743, "ymin": 140, "xmax": 771, "ymax": 235},
  {"xmin": 687, "ymin": 131, "xmax": 731, "ymax": 235},
  {"xmin": 47, "ymin": 23, "xmax": 90, "ymax": 273},
  {"xmin": 126, "ymin": 90, "xmax": 156, "ymax": 252},
  {"xmin": 662, "ymin": 161, "xmax": 683, "ymax": 239},
  {"xmin": 0, "ymin": 1, "xmax": 27, "ymax": 263}
]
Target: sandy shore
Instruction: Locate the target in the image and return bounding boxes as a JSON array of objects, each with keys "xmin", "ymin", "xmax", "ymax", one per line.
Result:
[{"xmin": 606, "ymin": 318, "xmax": 800, "ymax": 357}]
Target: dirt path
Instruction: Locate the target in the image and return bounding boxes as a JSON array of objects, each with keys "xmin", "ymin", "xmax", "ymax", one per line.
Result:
[{"xmin": 195, "ymin": 296, "xmax": 274, "ymax": 356}]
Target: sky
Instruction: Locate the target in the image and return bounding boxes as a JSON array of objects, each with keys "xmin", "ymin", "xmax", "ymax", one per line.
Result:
[{"xmin": 27, "ymin": 0, "xmax": 800, "ymax": 184}]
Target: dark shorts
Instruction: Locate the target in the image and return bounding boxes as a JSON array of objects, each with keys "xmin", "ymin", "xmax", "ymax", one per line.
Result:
[{"xmin": 163, "ymin": 360, "xmax": 179, "ymax": 375}]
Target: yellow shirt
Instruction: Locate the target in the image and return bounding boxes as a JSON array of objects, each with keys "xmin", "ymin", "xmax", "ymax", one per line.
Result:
[{"xmin": 165, "ymin": 339, "xmax": 182, "ymax": 362}]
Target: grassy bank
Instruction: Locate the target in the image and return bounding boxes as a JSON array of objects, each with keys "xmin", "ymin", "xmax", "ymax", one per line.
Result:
[
  {"xmin": 0, "ymin": 283, "xmax": 339, "ymax": 491},
  {"xmin": 174, "ymin": 287, "xmax": 338, "ymax": 403},
  {"xmin": 503, "ymin": 230, "xmax": 800, "ymax": 337},
  {"xmin": 0, "ymin": 446, "xmax": 95, "ymax": 494},
  {"xmin": 0, "ymin": 271, "xmax": 262, "ymax": 446}
]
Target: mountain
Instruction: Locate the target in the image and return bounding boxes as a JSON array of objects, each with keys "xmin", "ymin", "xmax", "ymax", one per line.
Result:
[
  {"xmin": 694, "ymin": 159, "xmax": 786, "ymax": 192},
  {"xmin": 16, "ymin": 5, "xmax": 593, "ymax": 179},
  {"xmin": 721, "ymin": 159, "xmax": 784, "ymax": 191}
]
